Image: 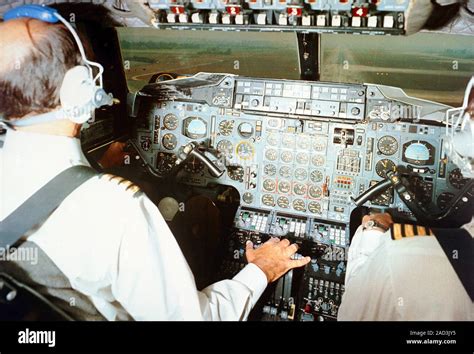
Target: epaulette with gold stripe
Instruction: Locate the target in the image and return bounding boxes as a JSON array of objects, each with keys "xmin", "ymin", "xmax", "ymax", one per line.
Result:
[
  {"xmin": 390, "ymin": 223, "xmax": 434, "ymax": 240},
  {"xmin": 99, "ymin": 173, "xmax": 142, "ymax": 197}
]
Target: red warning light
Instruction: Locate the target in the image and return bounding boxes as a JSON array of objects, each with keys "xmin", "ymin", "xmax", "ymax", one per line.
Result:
[
  {"xmin": 352, "ymin": 7, "xmax": 368, "ymax": 17},
  {"xmin": 171, "ymin": 6, "xmax": 185, "ymax": 14},
  {"xmin": 226, "ymin": 5, "xmax": 241, "ymax": 15},
  {"xmin": 287, "ymin": 7, "xmax": 302, "ymax": 16}
]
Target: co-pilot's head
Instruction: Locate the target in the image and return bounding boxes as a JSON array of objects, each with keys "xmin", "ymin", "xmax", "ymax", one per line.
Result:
[{"xmin": 0, "ymin": 18, "xmax": 82, "ymax": 135}]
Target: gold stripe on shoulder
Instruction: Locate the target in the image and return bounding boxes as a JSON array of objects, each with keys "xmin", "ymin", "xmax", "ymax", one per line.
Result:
[
  {"xmin": 99, "ymin": 173, "xmax": 142, "ymax": 197},
  {"xmin": 391, "ymin": 223, "xmax": 434, "ymax": 240}
]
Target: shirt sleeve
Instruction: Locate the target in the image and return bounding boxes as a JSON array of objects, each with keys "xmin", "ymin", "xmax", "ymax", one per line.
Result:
[{"xmin": 110, "ymin": 194, "xmax": 267, "ymax": 321}]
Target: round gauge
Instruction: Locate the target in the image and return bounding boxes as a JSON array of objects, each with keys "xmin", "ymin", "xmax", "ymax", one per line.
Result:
[
  {"xmin": 217, "ymin": 140, "xmax": 233, "ymax": 155},
  {"xmin": 277, "ymin": 196, "xmax": 290, "ymax": 209},
  {"xmin": 218, "ymin": 120, "xmax": 234, "ymax": 136},
  {"xmin": 162, "ymin": 133, "xmax": 177, "ymax": 150},
  {"xmin": 184, "ymin": 156, "xmax": 204, "ymax": 174},
  {"xmin": 156, "ymin": 153, "xmax": 177, "ymax": 175},
  {"xmin": 312, "ymin": 138, "xmax": 326, "ymax": 152},
  {"xmin": 297, "ymin": 135, "xmax": 311, "ymax": 150},
  {"xmin": 280, "ymin": 151, "xmax": 294, "ymax": 163},
  {"xmin": 242, "ymin": 192, "xmax": 253, "ymax": 204},
  {"xmin": 264, "ymin": 164, "xmax": 277, "ymax": 176},
  {"xmin": 308, "ymin": 185, "xmax": 323, "ymax": 199},
  {"xmin": 262, "ymin": 194, "xmax": 275, "ymax": 207},
  {"xmin": 265, "ymin": 149, "xmax": 278, "ymax": 161},
  {"xmin": 266, "ymin": 134, "xmax": 279, "ymax": 146},
  {"xmin": 308, "ymin": 201, "xmax": 322, "ymax": 214},
  {"xmin": 279, "ymin": 166, "xmax": 292, "ymax": 179},
  {"xmin": 292, "ymin": 199, "xmax": 306, "ymax": 212},
  {"xmin": 402, "ymin": 140, "xmax": 435, "ymax": 166},
  {"xmin": 294, "ymin": 168, "xmax": 308, "ymax": 181},
  {"xmin": 296, "ymin": 152, "xmax": 309, "ymax": 165},
  {"xmin": 375, "ymin": 159, "xmax": 397, "ymax": 178},
  {"xmin": 293, "ymin": 183, "xmax": 307, "ymax": 196},
  {"xmin": 278, "ymin": 181, "xmax": 291, "ymax": 194},
  {"xmin": 310, "ymin": 170, "xmax": 323, "ymax": 183},
  {"xmin": 437, "ymin": 192, "xmax": 455, "ymax": 210},
  {"xmin": 163, "ymin": 114, "xmax": 179, "ymax": 130},
  {"xmin": 238, "ymin": 122, "xmax": 254, "ymax": 138},
  {"xmin": 141, "ymin": 139, "xmax": 151, "ymax": 151},
  {"xmin": 282, "ymin": 135, "xmax": 295, "ymax": 148},
  {"xmin": 448, "ymin": 168, "xmax": 468, "ymax": 189},
  {"xmin": 183, "ymin": 117, "xmax": 207, "ymax": 139},
  {"xmin": 311, "ymin": 155, "xmax": 325, "ymax": 167},
  {"xmin": 235, "ymin": 141, "xmax": 255, "ymax": 160},
  {"xmin": 262, "ymin": 179, "xmax": 276, "ymax": 192},
  {"xmin": 377, "ymin": 135, "xmax": 398, "ymax": 156},
  {"xmin": 227, "ymin": 165, "xmax": 245, "ymax": 182}
]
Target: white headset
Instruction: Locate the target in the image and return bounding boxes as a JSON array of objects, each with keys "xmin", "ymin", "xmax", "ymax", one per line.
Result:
[{"xmin": 0, "ymin": 4, "xmax": 115, "ymax": 127}]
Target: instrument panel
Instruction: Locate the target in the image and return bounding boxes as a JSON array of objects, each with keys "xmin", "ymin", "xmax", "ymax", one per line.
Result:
[
  {"xmin": 147, "ymin": 0, "xmax": 408, "ymax": 35},
  {"xmin": 132, "ymin": 73, "xmax": 461, "ymax": 225},
  {"xmin": 130, "ymin": 72, "xmax": 469, "ymax": 321}
]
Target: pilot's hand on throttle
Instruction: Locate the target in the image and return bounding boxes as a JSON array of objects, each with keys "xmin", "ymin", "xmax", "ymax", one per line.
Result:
[
  {"xmin": 245, "ymin": 237, "xmax": 311, "ymax": 283},
  {"xmin": 98, "ymin": 142, "xmax": 128, "ymax": 169}
]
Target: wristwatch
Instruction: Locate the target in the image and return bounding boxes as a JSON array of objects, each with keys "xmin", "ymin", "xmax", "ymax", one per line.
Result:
[{"xmin": 362, "ymin": 219, "xmax": 389, "ymax": 232}]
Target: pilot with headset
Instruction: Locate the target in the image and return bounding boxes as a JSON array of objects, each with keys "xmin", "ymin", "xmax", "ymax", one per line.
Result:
[
  {"xmin": 0, "ymin": 5, "xmax": 310, "ymax": 320},
  {"xmin": 338, "ymin": 78, "xmax": 474, "ymax": 320}
]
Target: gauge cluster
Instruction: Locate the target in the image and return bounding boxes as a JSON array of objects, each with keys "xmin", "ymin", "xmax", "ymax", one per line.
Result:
[{"xmin": 132, "ymin": 73, "xmax": 464, "ymax": 225}]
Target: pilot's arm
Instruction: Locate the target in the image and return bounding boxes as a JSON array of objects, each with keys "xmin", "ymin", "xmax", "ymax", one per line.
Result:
[{"xmin": 109, "ymin": 190, "xmax": 309, "ymax": 321}]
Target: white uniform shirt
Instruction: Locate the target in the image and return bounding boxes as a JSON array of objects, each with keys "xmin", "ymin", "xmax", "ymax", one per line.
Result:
[
  {"xmin": 0, "ymin": 129, "xmax": 267, "ymax": 320},
  {"xmin": 338, "ymin": 225, "xmax": 473, "ymax": 321}
]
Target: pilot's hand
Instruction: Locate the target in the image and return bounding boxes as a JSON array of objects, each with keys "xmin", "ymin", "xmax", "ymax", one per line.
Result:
[
  {"xmin": 245, "ymin": 238, "xmax": 311, "ymax": 283},
  {"xmin": 362, "ymin": 212, "xmax": 393, "ymax": 232},
  {"xmin": 98, "ymin": 142, "xmax": 128, "ymax": 169}
]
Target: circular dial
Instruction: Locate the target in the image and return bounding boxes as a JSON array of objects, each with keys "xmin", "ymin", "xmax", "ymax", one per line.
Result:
[
  {"xmin": 308, "ymin": 185, "xmax": 323, "ymax": 199},
  {"xmin": 227, "ymin": 165, "xmax": 245, "ymax": 182},
  {"xmin": 294, "ymin": 168, "xmax": 308, "ymax": 181},
  {"xmin": 264, "ymin": 164, "xmax": 277, "ymax": 176},
  {"xmin": 242, "ymin": 192, "xmax": 253, "ymax": 204},
  {"xmin": 377, "ymin": 135, "xmax": 398, "ymax": 156},
  {"xmin": 375, "ymin": 159, "xmax": 396, "ymax": 178},
  {"xmin": 402, "ymin": 140, "xmax": 435, "ymax": 166},
  {"xmin": 293, "ymin": 183, "xmax": 307, "ymax": 196},
  {"xmin": 266, "ymin": 133, "xmax": 279, "ymax": 146},
  {"xmin": 312, "ymin": 138, "xmax": 326, "ymax": 152},
  {"xmin": 217, "ymin": 140, "xmax": 233, "ymax": 156},
  {"xmin": 311, "ymin": 155, "xmax": 325, "ymax": 167},
  {"xmin": 236, "ymin": 141, "xmax": 255, "ymax": 160},
  {"xmin": 279, "ymin": 166, "xmax": 291, "ymax": 179},
  {"xmin": 156, "ymin": 153, "xmax": 176, "ymax": 175},
  {"xmin": 280, "ymin": 151, "xmax": 294, "ymax": 164},
  {"xmin": 448, "ymin": 168, "xmax": 468, "ymax": 189},
  {"xmin": 262, "ymin": 194, "xmax": 275, "ymax": 207},
  {"xmin": 183, "ymin": 117, "xmax": 207, "ymax": 139},
  {"xmin": 296, "ymin": 152, "xmax": 309, "ymax": 165},
  {"xmin": 277, "ymin": 196, "xmax": 290, "ymax": 208},
  {"xmin": 297, "ymin": 135, "xmax": 311, "ymax": 150},
  {"xmin": 437, "ymin": 192, "xmax": 455, "ymax": 210},
  {"xmin": 238, "ymin": 122, "xmax": 254, "ymax": 138},
  {"xmin": 265, "ymin": 149, "xmax": 278, "ymax": 161},
  {"xmin": 278, "ymin": 181, "xmax": 291, "ymax": 194},
  {"xmin": 162, "ymin": 133, "xmax": 177, "ymax": 150},
  {"xmin": 141, "ymin": 139, "xmax": 151, "ymax": 151},
  {"xmin": 292, "ymin": 199, "xmax": 306, "ymax": 212},
  {"xmin": 262, "ymin": 179, "xmax": 276, "ymax": 192},
  {"xmin": 184, "ymin": 156, "xmax": 204, "ymax": 174},
  {"xmin": 163, "ymin": 114, "xmax": 179, "ymax": 130},
  {"xmin": 310, "ymin": 170, "xmax": 323, "ymax": 183},
  {"xmin": 218, "ymin": 120, "xmax": 234, "ymax": 136},
  {"xmin": 308, "ymin": 201, "xmax": 322, "ymax": 214},
  {"xmin": 282, "ymin": 135, "xmax": 295, "ymax": 148}
]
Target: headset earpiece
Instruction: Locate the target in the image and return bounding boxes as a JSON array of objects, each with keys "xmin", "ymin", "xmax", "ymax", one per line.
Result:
[{"xmin": 60, "ymin": 65, "xmax": 95, "ymax": 124}]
